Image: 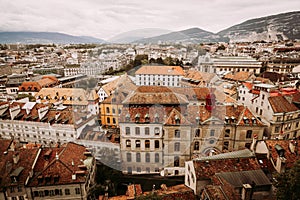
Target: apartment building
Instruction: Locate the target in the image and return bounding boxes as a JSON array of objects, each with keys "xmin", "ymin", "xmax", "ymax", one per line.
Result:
[
  {"xmin": 119, "ymin": 86, "xmax": 189, "ymax": 175},
  {"xmin": 135, "ymin": 65, "xmax": 184, "ymax": 87},
  {"xmin": 0, "ymin": 139, "xmax": 96, "ymax": 200},
  {"xmin": 198, "ymin": 54, "xmax": 262, "ymax": 75},
  {"xmin": 118, "ymin": 86, "xmax": 265, "ymax": 176},
  {"xmin": 237, "ymin": 82, "xmax": 300, "ymax": 139},
  {"xmin": 0, "ymin": 101, "xmax": 96, "ymax": 144}
]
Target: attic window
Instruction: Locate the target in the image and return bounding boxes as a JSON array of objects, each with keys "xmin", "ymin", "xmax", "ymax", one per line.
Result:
[
  {"xmin": 45, "ymin": 175, "xmax": 51, "ymax": 184},
  {"xmin": 135, "ymin": 113, "xmax": 140, "ymax": 123},
  {"xmin": 225, "ymin": 116, "xmax": 229, "ymax": 124},
  {"xmin": 125, "ymin": 114, "xmax": 130, "ymax": 122},
  {"xmin": 145, "ymin": 114, "xmax": 150, "ymax": 122},
  {"xmin": 231, "ymin": 116, "xmax": 236, "ymax": 123},
  {"xmin": 243, "ymin": 117, "xmax": 249, "ymax": 124},
  {"xmin": 37, "ymin": 175, "xmax": 43, "ymax": 184},
  {"xmin": 175, "ymin": 115, "xmax": 180, "ymax": 124},
  {"xmin": 252, "ymin": 117, "xmax": 256, "ymax": 124},
  {"xmin": 53, "ymin": 175, "xmax": 59, "ymax": 183},
  {"xmin": 155, "ymin": 114, "xmax": 159, "ymax": 123},
  {"xmin": 195, "ymin": 117, "xmax": 200, "ymax": 124}
]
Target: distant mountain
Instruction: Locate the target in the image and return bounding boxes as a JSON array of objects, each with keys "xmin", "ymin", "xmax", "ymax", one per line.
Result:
[
  {"xmin": 0, "ymin": 32, "xmax": 106, "ymax": 44},
  {"xmin": 108, "ymin": 28, "xmax": 171, "ymax": 43},
  {"xmin": 134, "ymin": 27, "xmax": 223, "ymax": 44},
  {"xmin": 217, "ymin": 11, "xmax": 300, "ymax": 42},
  {"xmin": 134, "ymin": 11, "xmax": 300, "ymax": 44}
]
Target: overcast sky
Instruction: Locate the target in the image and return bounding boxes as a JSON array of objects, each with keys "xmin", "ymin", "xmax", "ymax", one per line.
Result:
[{"xmin": 0, "ymin": 0, "xmax": 299, "ymax": 40}]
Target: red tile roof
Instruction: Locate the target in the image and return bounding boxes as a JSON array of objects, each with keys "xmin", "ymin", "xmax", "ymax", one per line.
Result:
[
  {"xmin": 268, "ymin": 96, "xmax": 299, "ymax": 113},
  {"xmin": 135, "ymin": 65, "xmax": 184, "ymax": 76},
  {"xmin": 29, "ymin": 142, "xmax": 93, "ymax": 186},
  {"xmin": 265, "ymin": 139, "xmax": 300, "ymax": 169}
]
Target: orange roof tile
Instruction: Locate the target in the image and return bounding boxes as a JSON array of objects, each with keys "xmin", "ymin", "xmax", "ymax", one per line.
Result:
[{"xmin": 135, "ymin": 65, "xmax": 184, "ymax": 76}]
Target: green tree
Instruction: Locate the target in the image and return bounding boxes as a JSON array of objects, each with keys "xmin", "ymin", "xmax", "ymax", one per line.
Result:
[{"xmin": 275, "ymin": 159, "xmax": 300, "ymax": 200}]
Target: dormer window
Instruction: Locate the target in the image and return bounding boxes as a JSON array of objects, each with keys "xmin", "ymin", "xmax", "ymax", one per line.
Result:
[
  {"xmin": 155, "ymin": 113, "xmax": 159, "ymax": 123},
  {"xmin": 195, "ymin": 117, "xmax": 200, "ymax": 124},
  {"xmin": 145, "ymin": 114, "xmax": 150, "ymax": 123},
  {"xmin": 252, "ymin": 117, "xmax": 256, "ymax": 124},
  {"xmin": 225, "ymin": 116, "xmax": 229, "ymax": 124},
  {"xmin": 175, "ymin": 115, "xmax": 180, "ymax": 124},
  {"xmin": 135, "ymin": 113, "xmax": 140, "ymax": 123},
  {"xmin": 125, "ymin": 114, "xmax": 130, "ymax": 122},
  {"xmin": 243, "ymin": 117, "xmax": 249, "ymax": 124},
  {"xmin": 231, "ymin": 116, "xmax": 236, "ymax": 123}
]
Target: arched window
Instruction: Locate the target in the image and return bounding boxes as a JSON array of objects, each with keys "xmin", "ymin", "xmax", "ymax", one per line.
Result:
[
  {"xmin": 106, "ymin": 107, "xmax": 110, "ymax": 113},
  {"xmin": 107, "ymin": 117, "xmax": 110, "ymax": 124}
]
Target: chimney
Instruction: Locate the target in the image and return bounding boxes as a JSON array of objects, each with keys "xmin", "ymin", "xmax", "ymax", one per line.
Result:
[
  {"xmin": 289, "ymin": 140, "xmax": 297, "ymax": 154},
  {"xmin": 13, "ymin": 152, "xmax": 20, "ymax": 164},
  {"xmin": 250, "ymin": 134, "xmax": 258, "ymax": 152},
  {"xmin": 241, "ymin": 184, "xmax": 253, "ymax": 200}
]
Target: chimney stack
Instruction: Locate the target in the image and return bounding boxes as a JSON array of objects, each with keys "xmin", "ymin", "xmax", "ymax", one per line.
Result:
[
  {"xmin": 13, "ymin": 152, "xmax": 20, "ymax": 164},
  {"xmin": 241, "ymin": 184, "xmax": 253, "ymax": 200}
]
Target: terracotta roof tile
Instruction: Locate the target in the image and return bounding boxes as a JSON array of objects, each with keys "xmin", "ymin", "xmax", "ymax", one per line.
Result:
[
  {"xmin": 268, "ymin": 96, "xmax": 298, "ymax": 113},
  {"xmin": 135, "ymin": 65, "xmax": 184, "ymax": 76},
  {"xmin": 265, "ymin": 139, "xmax": 300, "ymax": 169}
]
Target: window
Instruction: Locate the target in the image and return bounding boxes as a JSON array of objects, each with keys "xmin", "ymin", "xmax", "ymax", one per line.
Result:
[
  {"xmin": 155, "ymin": 140, "xmax": 159, "ymax": 149},
  {"xmin": 113, "ymin": 118, "xmax": 116, "ymax": 124},
  {"xmin": 154, "ymin": 127, "xmax": 160, "ymax": 135},
  {"xmin": 127, "ymin": 153, "xmax": 132, "ymax": 162},
  {"xmin": 194, "ymin": 141, "xmax": 199, "ymax": 151},
  {"xmin": 155, "ymin": 153, "xmax": 159, "ymax": 163},
  {"xmin": 107, "ymin": 117, "xmax": 110, "ymax": 124},
  {"xmin": 225, "ymin": 129, "xmax": 230, "ymax": 137},
  {"xmin": 175, "ymin": 130, "xmax": 180, "ymax": 138},
  {"xmin": 19, "ymin": 196, "xmax": 25, "ymax": 200},
  {"xmin": 145, "ymin": 140, "xmax": 150, "ymax": 148},
  {"xmin": 210, "ymin": 129, "xmax": 215, "ymax": 137},
  {"xmin": 245, "ymin": 143, "xmax": 251, "ymax": 149},
  {"xmin": 125, "ymin": 127, "xmax": 130, "ymax": 135},
  {"xmin": 145, "ymin": 153, "xmax": 150, "ymax": 162},
  {"xmin": 137, "ymin": 167, "xmax": 141, "ymax": 172},
  {"xmin": 246, "ymin": 130, "xmax": 252, "ymax": 138},
  {"xmin": 65, "ymin": 189, "xmax": 70, "ymax": 195},
  {"xmin": 106, "ymin": 107, "xmax": 110, "ymax": 113},
  {"xmin": 12, "ymin": 197, "xmax": 17, "ymax": 200},
  {"xmin": 146, "ymin": 167, "xmax": 150, "ymax": 173},
  {"xmin": 126, "ymin": 140, "xmax": 131, "ymax": 148},
  {"xmin": 135, "ymin": 127, "xmax": 140, "ymax": 135},
  {"xmin": 223, "ymin": 141, "xmax": 229, "ymax": 150},
  {"xmin": 112, "ymin": 108, "xmax": 116, "ymax": 114},
  {"xmin": 195, "ymin": 129, "xmax": 200, "ymax": 137},
  {"xmin": 174, "ymin": 142, "xmax": 180, "ymax": 151},
  {"xmin": 145, "ymin": 127, "xmax": 150, "ymax": 135},
  {"xmin": 174, "ymin": 156, "xmax": 179, "ymax": 167},
  {"xmin": 136, "ymin": 153, "xmax": 141, "ymax": 162},
  {"xmin": 275, "ymin": 126, "xmax": 280, "ymax": 133},
  {"xmin": 127, "ymin": 167, "xmax": 132, "ymax": 174},
  {"xmin": 136, "ymin": 140, "xmax": 141, "ymax": 148}
]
